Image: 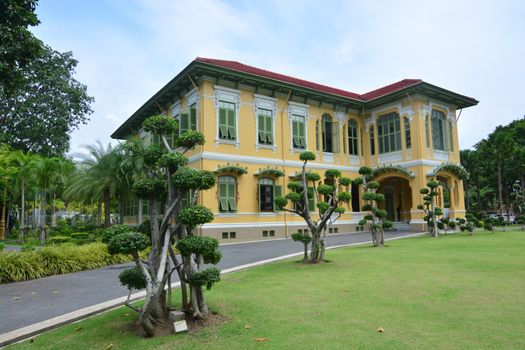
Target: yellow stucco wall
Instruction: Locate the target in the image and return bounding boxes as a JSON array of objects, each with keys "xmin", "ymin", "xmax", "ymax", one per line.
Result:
[{"xmin": 126, "ymin": 80, "xmax": 467, "ymax": 241}]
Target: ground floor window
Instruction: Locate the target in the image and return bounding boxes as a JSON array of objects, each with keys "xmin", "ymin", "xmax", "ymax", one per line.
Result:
[{"xmin": 218, "ymin": 175, "xmax": 237, "ymax": 212}]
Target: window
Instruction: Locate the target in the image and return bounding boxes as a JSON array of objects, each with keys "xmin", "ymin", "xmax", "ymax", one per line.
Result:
[
  {"xmin": 179, "ymin": 104, "xmax": 197, "ymax": 135},
  {"xmin": 431, "ymin": 110, "xmax": 450, "ymax": 151},
  {"xmin": 348, "ymin": 119, "xmax": 358, "ymax": 155},
  {"xmin": 259, "ymin": 178, "xmax": 275, "ymax": 212},
  {"xmin": 294, "ymin": 186, "xmax": 315, "ymax": 212},
  {"xmin": 425, "ymin": 115, "xmax": 430, "ymax": 147},
  {"xmin": 180, "ymin": 190, "xmax": 193, "ymax": 209},
  {"xmin": 316, "ymin": 120, "xmax": 320, "ymax": 151},
  {"xmin": 222, "ymin": 232, "xmax": 228, "ymax": 239},
  {"xmin": 229, "ymin": 232, "xmax": 236, "ymax": 239},
  {"xmin": 257, "ymin": 108, "xmax": 273, "ymax": 145},
  {"xmin": 360, "ymin": 128, "xmax": 364, "ymax": 156},
  {"xmin": 377, "ymin": 112, "xmax": 401, "ymax": 154},
  {"xmin": 322, "ymin": 115, "xmax": 339, "ymax": 153},
  {"xmin": 404, "ymin": 117, "xmax": 411, "ymax": 149},
  {"xmin": 218, "ymin": 101, "xmax": 236, "ymax": 140},
  {"xmin": 342, "ymin": 126, "xmax": 347, "ymax": 154},
  {"xmin": 292, "ymin": 114, "xmax": 306, "ymax": 149},
  {"xmin": 218, "ymin": 175, "xmax": 236, "ymax": 212},
  {"xmin": 269, "ymin": 230, "xmax": 275, "ymax": 237},
  {"xmin": 369, "ymin": 126, "xmax": 375, "ymax": 155}
]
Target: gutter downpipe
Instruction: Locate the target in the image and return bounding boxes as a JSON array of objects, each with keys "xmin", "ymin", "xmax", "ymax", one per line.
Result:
[{"xmin": 281, "ymin": 90, "xmax": 293, "ymax": 238}]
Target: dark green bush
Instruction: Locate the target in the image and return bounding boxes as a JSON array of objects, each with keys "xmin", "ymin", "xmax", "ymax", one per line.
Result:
[
  {"xmin": 177, "ymin": 205, "xmax": 214, "ymax": 228},
  {"xmin": 291, "ymin": 232, "xmax": 312, "ymax": 244},
  {"xmin": 119, "ymin": 267, "xmax": 147, "ymax": 290},
  {"xmin": 71, "ymin": 232, "xmax": 89, "ymax": 240},
  {"xmin": 176, "ymin": 236, "xmax": 222, "ymax": 264},
  {"xmin": 102, "ymin": 224, "xmax": 133, "ymax": 244},
  {"xmin": 107, "ymin": 231, "xmax": 150, "ymax": 255},
  {"xmin": 48, "ymin": 235, "xmax": 71, "ymax": 245}
]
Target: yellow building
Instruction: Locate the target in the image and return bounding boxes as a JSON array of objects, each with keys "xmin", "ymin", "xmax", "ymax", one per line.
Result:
[{"xmin": 112, "ymin": 57, "xmax": 478, "ymax": 241}]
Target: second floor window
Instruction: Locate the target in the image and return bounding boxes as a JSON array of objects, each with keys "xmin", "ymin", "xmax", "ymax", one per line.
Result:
[
  {"xmin": 258, "ymin": 108, "xmax": 273, "ymax": 145},
  {"xmin": 292, "ymin": 114, "xmax": 306, "ymax": 149},
  {"xmin": 179, "ymin": 104, "xmax": 197, "ymax": 134},
  {"xmin": 348, "ymin": 119, "xmax": 358, "ymax": 155},
  {"xmin": 322, "ymin": 114, "xmax": 339, "ymax": 153},
  {"xmin": 219, "ymin": 101, "xmax": 236, "ymax": 140},
  {"xmin": 369, "ymin": 126, "xmax": 375, "ymax": 155},
  {"xmin": 404, "ymin": 117, "xmax": 411, "ymax": 149},
  {"xmin": 377, "ymin": 112, "xmax": 401, "ymax": 154},
  {"xmin": 431, "ymin": 110, "xmax": 449, "ymax": 151},
  {"xmin": 218, "ymin": 175, "xmax": 237, "ymax": 212}
]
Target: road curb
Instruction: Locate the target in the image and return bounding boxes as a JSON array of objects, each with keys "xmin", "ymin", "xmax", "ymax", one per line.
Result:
[{"xmin": 0, "ymin": 232, "xmax": 424, "ymax": 347}]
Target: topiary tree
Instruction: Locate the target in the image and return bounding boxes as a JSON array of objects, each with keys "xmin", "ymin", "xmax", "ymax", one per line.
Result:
[
  {"xmin": 417, "ymin": 179, "xmax": 441, "ymax": 237},
  {"xmin": 354, "ymin": 166, "xmax": 390, "ymax": 247},
  {"xmin": 274, "ymin": 151, "xmax": 351, "ymax": 263},
  {"xmin": 106, "ymin": 114, "xmax": 218, "ymax": 337},
  {"xmin": 291, "ymin": 232, "xmax": 312, "ymax": 262}
]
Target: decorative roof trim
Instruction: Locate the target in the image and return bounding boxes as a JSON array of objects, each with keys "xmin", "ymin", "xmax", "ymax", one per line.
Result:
[
  {"xmin": 373, "ymin": 165, "xmax": 415, "ymax": 179},
  {"xmin": 427, "ymin": 162, "xmax": 469, "ymax": 180}
]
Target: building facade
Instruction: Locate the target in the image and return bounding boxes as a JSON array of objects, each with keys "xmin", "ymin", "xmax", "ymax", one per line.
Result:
[{"xmin": 112, "ymin": 58, "xmax": 478, "ymax": 241}]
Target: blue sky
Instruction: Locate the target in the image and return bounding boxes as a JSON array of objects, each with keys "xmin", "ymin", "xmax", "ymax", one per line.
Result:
[{"xmin": 32, "ymin": 0, "xmax": 525, "ymax": 153}]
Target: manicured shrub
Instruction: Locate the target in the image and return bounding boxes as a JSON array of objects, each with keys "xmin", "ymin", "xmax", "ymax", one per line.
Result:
[
  {"xmin": 0, "ymin": 243, "xmax": 134, "ymax": 284},
  {"xmin": 48, "ymin": 235, "xmax": 71, "ymax": 245},
  {"xmin": 70, "ymin": 232, "xmax": 89, "ymax": 240},
  {"xmin": 119, "ymin": 267, "xmax": 147, "ymax": 290}
]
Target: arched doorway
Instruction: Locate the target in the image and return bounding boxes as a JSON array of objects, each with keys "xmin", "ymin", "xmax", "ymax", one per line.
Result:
[{"xmin": 377, "ymin": 176, "xmax": 412, "ymax": 223}]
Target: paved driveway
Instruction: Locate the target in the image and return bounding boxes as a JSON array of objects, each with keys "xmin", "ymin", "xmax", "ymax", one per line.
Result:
[{"xmin": 0, "ymin": 231, "xmax": 415, "ymax": 335}]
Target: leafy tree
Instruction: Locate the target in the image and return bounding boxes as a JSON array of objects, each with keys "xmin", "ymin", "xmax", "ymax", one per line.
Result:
[
  {"xmin": 510, "ymin": 183, "xmax": 525, "ymax": 229},
  {"xmin": 354, "ymin": 166, "xmax": 390, "ymax": 247},
  {"xmin": 0, "ymin": 45, "xmax": 93, "ymax": 156},
  {"xmin": 417, "ymin": 179, "xmax": 441, "ymax": 237},
  {"xmin": 274, "ymin": 151, "xmax": 350, "ymax": 263},
  {"xmin": 106, "ymin": 114, "xmax": 218, "ymax": 336},
  {"xmin": 0, "ymin": 0, "xmax": 42, "ymax": 96}
]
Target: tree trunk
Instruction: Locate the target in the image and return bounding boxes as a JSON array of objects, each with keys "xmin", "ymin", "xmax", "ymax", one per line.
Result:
[
  {"xmin": 103, "ymin": 186, "xmax": 111, "ymax": 227},
  {"xmin": 309, "ymin": 230, "xmax": 321, "ymax": 263},
  {"xmin": 40, "ymin": 187, "xmax": 47, "ymax": 242},
  {"xmin": 20, "ymin": 182, "xmax": 26, "ymax": 238},
  {"xmin": 119, "ymin": 194, "xmax": 125, "ymax": 225},
  {"xmin": 97, "ymin": 198, "xmax": 102, "ymax": 227},
  {"xmin": 303, "ymin": 243, "xmax": 308, "ymax": 261},
  {"xmin": 497, "ymin": 159, "xmax": 504, "ymax": 217}
]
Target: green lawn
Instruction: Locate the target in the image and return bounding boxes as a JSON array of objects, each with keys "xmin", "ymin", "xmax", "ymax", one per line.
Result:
[{"xmin": 9, "ymin": 231, "xmax": 525, "ymax": 350}]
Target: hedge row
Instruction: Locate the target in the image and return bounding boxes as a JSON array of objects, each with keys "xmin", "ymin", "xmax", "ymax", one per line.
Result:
[{"xmin": 0, "ymin": 243, "xmax": 134, "ymax": 284}]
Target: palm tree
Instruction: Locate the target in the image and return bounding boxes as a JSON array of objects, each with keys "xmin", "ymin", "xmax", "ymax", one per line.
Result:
[
  {"xmin": 9, "ymin": 150, "xmax": 39, "ymax": 237},
  {"xmin": 32, "ymin": 156, "xmax": 71, "ymax": 241},
  {"xmin": 67, "ymin": 141, "xmax": 122, "ymax": 227}
]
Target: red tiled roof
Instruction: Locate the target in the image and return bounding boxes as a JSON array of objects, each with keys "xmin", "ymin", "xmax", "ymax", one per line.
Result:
[
  {"xmin": 195, "ymin": 57, "xmax": 422, "ymax": 102},
  {"xmin": 360, "ymin": 79, "xmax": 423, "ymax": 101}
]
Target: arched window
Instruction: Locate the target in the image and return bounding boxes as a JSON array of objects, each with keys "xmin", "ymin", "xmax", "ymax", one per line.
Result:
[
  {"xmin": 431, "ymin": 110, "xmax": 449, "ymax": 151},
  {"xmin": 348, "ymin": 119, "xmax": 358, "ymax": 155},
  {"xmin": 447, "ymin": 120, "xmax": 454, "ymax": 151},
  {"xmin": 258, "ymin": 178, "xmax": 275, "ymax": 212},
  {"xmin": 218, "ymin": 175, "xmax": 236, "ymax": 212},
  {"xmin": 377, "ymin": 112, "xmax": 401, "ymax": 154},
  {"xmin": 404, "ymin": 117, "xmax": 411, "ymax": 149}
]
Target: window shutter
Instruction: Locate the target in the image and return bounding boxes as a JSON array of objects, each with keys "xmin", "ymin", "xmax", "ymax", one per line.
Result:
[
  {"xmin": 292, "ymin": 120, "xmax": 298, "ymax": 147},
  {"xmin": 219, "ymin": 108, "xmax": 227, "ymax": 139},
  {"xmin": 266, "ymin": 116, "xmax": 273, "ymax": 144},
  {"xmin": 299, "ymin": 121, "xmax": 306, "ymax": 148},
  {"xmin": 227, "ymin": 182, "xmax": 236, "ymax": 211},
  {"xmin": 258, "ymin": 114, "xmax": 266, "ymax": 143},
  {"xmin": 180, "ymin": 113, "xmax": 189, "ymax": 134},
  {"xmin": 273, "ymin": 185, "xmax": 282, "ymax": 211},
  {"xmin": 227, "ymin": 109, "xmax": 236, "ymax": 140},
  {"xmin": 190, "ymin": 107, "xmax": 197, "ymax": 131}
]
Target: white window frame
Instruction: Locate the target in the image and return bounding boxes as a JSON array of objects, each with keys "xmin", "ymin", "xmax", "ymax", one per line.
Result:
[
  {"xmin": 214, "ymin": 85, "xmax": 241, "ymax": 148},
  {"xmin": 253, "ymin": 94, "xmax": 277, "ymax": 152},
  {"xmin": 287, "ymin": 101, "xmax": 309, "ymax": 153}
]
